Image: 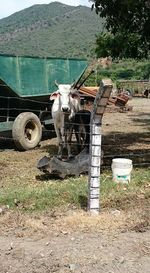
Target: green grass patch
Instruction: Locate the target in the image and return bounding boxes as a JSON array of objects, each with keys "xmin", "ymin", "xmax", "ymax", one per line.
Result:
[{"xmin": 0, "ymin": 168, "xmax": 149, "ymax": 212}]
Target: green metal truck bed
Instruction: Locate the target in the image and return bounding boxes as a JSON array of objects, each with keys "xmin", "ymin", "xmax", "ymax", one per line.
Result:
[{"xmin": 0, "ymin": 54, "xmax": 87, "ymax": 97}]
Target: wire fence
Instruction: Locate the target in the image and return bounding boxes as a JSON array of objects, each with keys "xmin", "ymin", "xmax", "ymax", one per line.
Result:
[{"xmin": 0, "ymin": 94, "xmax": 149, "ymax": 168}]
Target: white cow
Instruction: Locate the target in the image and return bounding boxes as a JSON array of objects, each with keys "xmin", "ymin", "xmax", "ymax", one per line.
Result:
[{"xmin": 50, "ymin": 84, "xmax": 81, "ymax": 159}]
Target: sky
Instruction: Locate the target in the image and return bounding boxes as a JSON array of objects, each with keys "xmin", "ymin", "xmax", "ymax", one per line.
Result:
[{"xmin": 0, "ymin": 0, "xmax": 92, "ymax": 19}]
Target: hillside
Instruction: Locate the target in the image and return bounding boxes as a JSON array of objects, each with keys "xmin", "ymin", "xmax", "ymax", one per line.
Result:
[{"xmin": 0, "ymin": 2, "xmax": 104, "ymax": 58}]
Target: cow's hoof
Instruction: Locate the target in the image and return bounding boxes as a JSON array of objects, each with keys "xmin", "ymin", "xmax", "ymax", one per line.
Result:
[
  {"xmin": 56, "ymin": 155, "xmax": 62, "ymax": 160},
  {"xmin": 68, "ymin": 154, "xmax": 74, "ymax": 160}
]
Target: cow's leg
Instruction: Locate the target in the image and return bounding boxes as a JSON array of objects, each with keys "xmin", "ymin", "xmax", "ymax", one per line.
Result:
[
  {"xmin": 74, "ymin": 125, "xmax": 82, "ymax": 152},
  {"xmin": 74, "ymin": 115, "xmax": 84, "ymax": 152},
  {"xmin": 62, "ymin": 124, "xmax": 73, "ymax": 159},
  {"xmin": 57, "ymin": 139, "xmax": 63, "ymax": 159},
  {"xmin": 67, "ymin": 125, "xmax": 74, "ymax": 159},
  {"xmin": 54, "ymin": 125, "xmax": 63, "ymax": 159}
]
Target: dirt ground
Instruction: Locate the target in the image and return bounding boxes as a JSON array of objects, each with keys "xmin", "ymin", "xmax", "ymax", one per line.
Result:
[
  {"xmin": 0, "ymin": 228, "xmax": 150, "ymax": 273},
  {"xmin": 0, "ymin": 97, "xmax": 150, "ymax": 273}
]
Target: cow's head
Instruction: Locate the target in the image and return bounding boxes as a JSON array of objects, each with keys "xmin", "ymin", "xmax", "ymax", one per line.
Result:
[{"xmin": 50, "ymin": 83, "xmax": 80, "ymax": 113}]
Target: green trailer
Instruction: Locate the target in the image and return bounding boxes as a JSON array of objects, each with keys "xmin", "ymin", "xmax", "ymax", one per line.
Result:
[{"xmin": 0, "ymin": 54, "xmax": 87, "ymax": 150}]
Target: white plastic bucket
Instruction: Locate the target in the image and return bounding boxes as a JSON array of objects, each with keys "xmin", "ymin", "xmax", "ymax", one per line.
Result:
[{"xmin": 111, "ymin": 158, "xmax": 133, "ymax": 183}]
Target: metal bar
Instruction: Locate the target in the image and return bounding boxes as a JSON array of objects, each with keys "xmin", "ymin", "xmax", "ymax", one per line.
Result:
[{"xmin": 0, "ymin": 121, "xmax": 14, "ymax": 132}]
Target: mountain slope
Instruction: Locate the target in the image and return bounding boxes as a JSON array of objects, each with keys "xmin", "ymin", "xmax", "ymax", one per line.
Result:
[{"xmin": 0, "ymin": 2, "xmax": 104, "ymax": 58}]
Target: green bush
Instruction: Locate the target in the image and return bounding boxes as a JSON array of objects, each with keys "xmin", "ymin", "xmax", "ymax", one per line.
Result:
[{"xmin": 85, "ymin": 59, "xmax": 150, "ymax": 86}]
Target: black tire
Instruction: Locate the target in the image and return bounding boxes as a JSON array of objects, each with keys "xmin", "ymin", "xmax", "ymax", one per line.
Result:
[{"xmin": 12, "ymin": 112, "xmax": 42, "ymax": 151}]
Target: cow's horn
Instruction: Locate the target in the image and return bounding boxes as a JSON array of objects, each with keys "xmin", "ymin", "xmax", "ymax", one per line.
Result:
[
  {"xmin": 54, "ymin": 80, "xmax": 59, "ymax": 87},
  {"xmin": 71, "ymin": 81, "xmax": 76, "ymax": 88}
]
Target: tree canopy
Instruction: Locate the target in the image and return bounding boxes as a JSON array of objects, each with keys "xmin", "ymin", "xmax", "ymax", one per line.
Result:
[{"xmin": 91, "ymin": 0, "xmax": 150, "ymax": 58}]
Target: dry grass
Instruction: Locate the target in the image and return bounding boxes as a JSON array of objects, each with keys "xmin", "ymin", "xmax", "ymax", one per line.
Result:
[{"xmin": 0, "ymin": 201, "xmax": 149, "ymax": 237}]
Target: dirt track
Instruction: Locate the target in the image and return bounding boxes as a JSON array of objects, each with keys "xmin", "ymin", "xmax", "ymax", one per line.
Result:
[
  {"xmin": 0, "ymin": 229, "xmax": 150, "ymax": 273},
  {"xmin": 0, "ymin": 97, "xmax": 150, "ymax": 273}
]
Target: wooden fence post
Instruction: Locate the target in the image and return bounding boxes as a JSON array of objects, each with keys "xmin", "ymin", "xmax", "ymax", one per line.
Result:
[{"xmin": 88, "ymin": 79, "xmax": 113, "ymax": 214}]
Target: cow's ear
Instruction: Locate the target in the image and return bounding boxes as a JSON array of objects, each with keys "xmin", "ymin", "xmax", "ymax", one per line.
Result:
[{"xmin": 49, "ymin": 92, "xmax": 59, "ymax": 100}]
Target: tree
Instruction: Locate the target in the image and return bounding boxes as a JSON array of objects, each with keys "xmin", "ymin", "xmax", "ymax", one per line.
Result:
[
  {"xmin": 95, "ymin": 32, "xmax": 146, "ymax": 59},
  {"xmin": 91, "ymin": 0, "xmax": 150, "ymax": 58}
]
